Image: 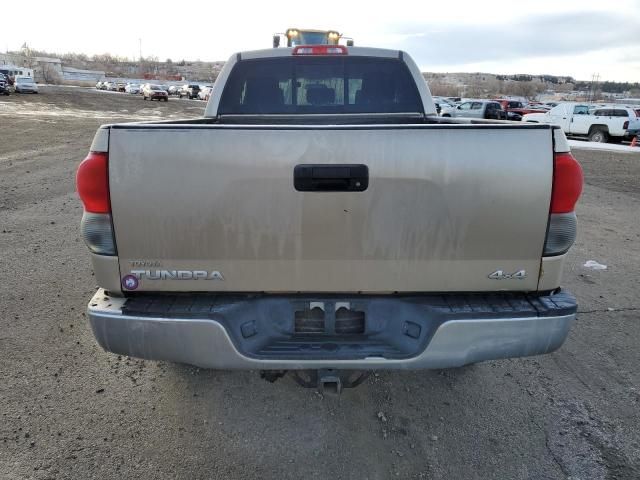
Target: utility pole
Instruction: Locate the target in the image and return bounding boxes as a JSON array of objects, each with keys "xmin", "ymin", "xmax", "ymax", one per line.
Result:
[
  {"xmin": 139, "ymin": 38, "xmax": 142, "ymax": 62},
  {"xmin": 588, "ymin": 73, "xmax": 600, "ymax": 102}
]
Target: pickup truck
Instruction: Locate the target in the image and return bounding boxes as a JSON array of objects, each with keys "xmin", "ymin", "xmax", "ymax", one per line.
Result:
[
  {"xmin": 523, "ymin": 102, "xmax": 636, "ymax": 142},
  {"xmin": 178, "ymin": 84, "xmax": 201, "ymax": 100},
  {"xmin": 440, "ymin": 99, "xmax": 507, "ymax": 120},
  {"xmin": 77, "ymin": 45, "xmax": 582, "ymax": 388}
]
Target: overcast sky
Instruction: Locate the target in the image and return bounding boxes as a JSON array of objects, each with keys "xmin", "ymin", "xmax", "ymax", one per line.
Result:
[{"xmin": 4, "ymin": 0, "xmax": 640, "ymax": 81}]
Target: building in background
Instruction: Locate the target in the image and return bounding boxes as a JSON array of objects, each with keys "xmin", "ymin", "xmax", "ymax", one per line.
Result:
[
  {"xmin": 0, "ymin": 52, "xmax": 104, "ymax": 83},
  {"xmin": 61, "ymin": 66, "xmax": 105, "ymax": 82},
  {"xmin": 0, "ymin": 53, "xmax": 34, "ymax": 79}
]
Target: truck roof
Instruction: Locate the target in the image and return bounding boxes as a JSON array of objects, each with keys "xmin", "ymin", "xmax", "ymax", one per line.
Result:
[{"xmin": 237, "ymin": 46, "xmax": 402, "ymax": 60}]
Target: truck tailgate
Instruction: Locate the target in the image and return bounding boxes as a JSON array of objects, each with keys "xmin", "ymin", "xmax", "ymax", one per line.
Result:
[{"xmin": 108, "ymin": 124, "xmax": 553, "ymax": 292}]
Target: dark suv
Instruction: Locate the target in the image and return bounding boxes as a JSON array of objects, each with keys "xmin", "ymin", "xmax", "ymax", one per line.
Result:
[
  {"xmin": 179, "ymin": 84, "xmax": 201, "ymax": 99},
  {"xmin": 0, "ymin": 73, "xmax": 10, "ymax": 95}
]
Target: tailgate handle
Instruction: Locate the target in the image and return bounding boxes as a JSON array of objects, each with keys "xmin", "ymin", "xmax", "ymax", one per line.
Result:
[{"xmin": 294, "ymin": 164, "xmax": 368, "ymax": 192}]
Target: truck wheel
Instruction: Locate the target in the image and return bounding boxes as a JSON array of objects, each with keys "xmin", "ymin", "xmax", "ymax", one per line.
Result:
[{"xmin": 589, "ymin": 129, "xmax": 609, "ymax": 143}]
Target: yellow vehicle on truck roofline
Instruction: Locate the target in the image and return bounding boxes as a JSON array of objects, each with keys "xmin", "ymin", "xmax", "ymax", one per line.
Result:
[{"xmin": 273, "ymin": 28, "xmax": 354, "ymax": 48}]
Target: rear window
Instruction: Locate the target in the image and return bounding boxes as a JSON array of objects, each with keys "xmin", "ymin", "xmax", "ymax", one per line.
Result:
[
  {"xmin": 594, "ymin": 109, "xmax": 629, "ymax": 117},
  {"xmin": 612, "ymin": 110, "xmax": 629, "ymax": 117},
  {"xmin": 219, "ymin": 56, "xmax": 423, "ymax": 115}
]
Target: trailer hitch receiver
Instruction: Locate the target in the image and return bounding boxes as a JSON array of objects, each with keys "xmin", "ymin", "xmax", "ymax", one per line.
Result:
[{"xmin": 291, "ymin": 369, "xmax": 370, "ymax": 394}]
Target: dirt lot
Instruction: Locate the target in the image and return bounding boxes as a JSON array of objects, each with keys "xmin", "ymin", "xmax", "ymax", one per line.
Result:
[{"xmin": 1, "ymin": 86, "xmax": 639, "ymax": 480}]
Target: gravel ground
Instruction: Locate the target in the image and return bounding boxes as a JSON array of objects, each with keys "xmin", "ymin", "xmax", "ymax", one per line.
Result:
[{"xmin": 1, "ymin": 86, "xmax": 639, "ymax": 480}]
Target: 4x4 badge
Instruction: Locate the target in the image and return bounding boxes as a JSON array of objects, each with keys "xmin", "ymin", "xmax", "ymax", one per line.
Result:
[{"xmin": 488, "ymin": 270, "xmax": 527, "ymax": 280}]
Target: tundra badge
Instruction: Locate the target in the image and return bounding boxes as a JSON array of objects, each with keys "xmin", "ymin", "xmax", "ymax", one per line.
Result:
[{"xmin": 126, "ymin": 270, "xmax": 225, "ymax": 283}]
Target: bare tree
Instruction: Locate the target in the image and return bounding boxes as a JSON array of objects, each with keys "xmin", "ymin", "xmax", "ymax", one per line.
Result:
[{"xmin": 41, "ymin": 63, "xmax": 61, "ymax": 84}]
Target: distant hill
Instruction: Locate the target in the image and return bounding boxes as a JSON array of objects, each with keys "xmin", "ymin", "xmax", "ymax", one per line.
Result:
[
  {"xmin": 422, "ymin": 71, "xmax": 640, "ymax": 99},
  {"xmin": 6, "ymin": 47, "xmax": 640, "ymax": 97}
]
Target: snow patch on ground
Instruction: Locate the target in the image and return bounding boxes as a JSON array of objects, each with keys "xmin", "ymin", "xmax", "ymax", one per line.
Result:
[
  {"xmin": 568, "ymin": 139, "xmax": 640, "ymax": 154},
  {"xmin": 0, "ymin": 101, "xmax": 180, "ymax": 120}
]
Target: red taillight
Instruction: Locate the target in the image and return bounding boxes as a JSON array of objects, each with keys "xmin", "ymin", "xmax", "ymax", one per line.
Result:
[
  {"xmin": 76, "ymin": 151, "xmax": 110, "ymax": 213},
  {"xmin": 551, "ymin": 152, "xmax": 583, "ymax": 214},
  {"xmin": 623, "ymin": 120, "xmax": 629, "ymax": 130},
  {"xmin": 292, "ymin": 45, "xmax": 347, "ymax": 55}
]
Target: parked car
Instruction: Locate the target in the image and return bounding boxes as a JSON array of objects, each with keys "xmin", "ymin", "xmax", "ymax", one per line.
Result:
[
  {"xmin": 198, "ymin": 85, "xmax": 213, "ymax": 100},
  {"xmin": 203, "ymin": 87, "xmax": 216, "ymax": 101},
  {"xmin": 597, "ymin": 106, "xmax": 640, "ymax": 142},
  {"xmin": 96, "ymin": 81, "xmax": 104, "ymax": 90},
  {"xmin": 494, "ymin": 99, "xmax": 547, "ymax": 121},
  {"xmin": 0, "ymin": 69, "xmax": 14, "ymax": 85},
  {"xmin": 125, "ymin": 83, "xmax": 141, "ymax": 94},
  {"xmin": 441, "ymin": 100, "xmax": 506, "ymax": 120},
  {"xmin": 116, "ymin": 82, "xmax": 126, "ymax": 92},
  {"xmin": 14, "ymin": 76, "xmax": 38, "ymax": 94},
  {"xmin": 168, "ymin": 85, "xmax": 181, "ymax": 96},
  {"xmin": 625, "ymin": 117, "xmax": 640, "ymax": 141},
  {"xmin": 0, "ymin": 73, "xmax": 10, "ymax": 95},
  {"xmin": 433, "ymin": 102, "xmax": 441, "ymax": 114},
  {"xmin": 179, "ymin": 84, "xmax": 200, "ymax": 99},
  {"xmin": 77, "ymin": 45, "xmax": 581, "ymax": 389},
  {"xmin": 527, "ymin": 102, "xmax": 552, "ymax": 111},
  {"xmin": 432, "ymin": 96, "xmax": 456, "ymax": 115},
  {"xmin": 523, "ymin": 103, "xmax": 637, "ymax": 142},
  {"xmin": 108, "ymin": 82, "xmax": 119, "ymax": 92},
  {"xmin": 142, "ymin": 84, "xmax": 169, "ymax": 101},
  {"xmin": 438, "ymin": 102, "xmax": 457, "ymax": 116}
]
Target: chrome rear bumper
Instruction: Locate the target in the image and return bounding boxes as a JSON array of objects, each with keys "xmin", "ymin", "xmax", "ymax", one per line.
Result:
[{"xmin": 87, "ymin": 289, "xmax": 576, "ymax": 370}]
